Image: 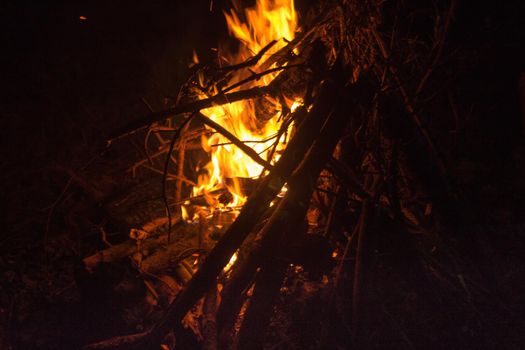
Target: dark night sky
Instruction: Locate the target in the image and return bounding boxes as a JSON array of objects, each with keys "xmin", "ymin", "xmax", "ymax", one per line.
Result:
[{"xmin": 2, "ymin": 0, "xmax": 224, "ymax": 163}]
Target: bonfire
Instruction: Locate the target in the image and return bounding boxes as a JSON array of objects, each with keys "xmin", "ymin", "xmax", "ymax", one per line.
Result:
[{"xmin": 77, "ymin": 0, "xmax": 494, "ymax": 349}]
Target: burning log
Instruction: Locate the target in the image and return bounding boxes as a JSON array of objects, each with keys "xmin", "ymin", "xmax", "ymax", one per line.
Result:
[
  {"xmin": 83, "ymin": 222, "xmax": 195, "ymax": 272},
  {"xmin": 139, "ymin": 242, "xmax": 201, "ymax": 276}
]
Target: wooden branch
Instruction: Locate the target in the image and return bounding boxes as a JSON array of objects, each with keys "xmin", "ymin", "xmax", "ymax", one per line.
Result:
[
  {"xmin": 137, "ymin": 163, "xmax": 197, "ymax": 186},
  {"xmin": 82, "ymin": 222, "xmax": 192, "ymax": 272},
  {"xmin": 129, "ymin": 142, "xmax": 202, "ymax": 174},
  {"xmin": 139, "ymin": 242, "xmax": 199, "ymax": 275},
  {"xmin": 106, "ymin": 29, "xmax": 317, "ymax": 147},
  {"xmin": 107, "ymin": 86, "xmax": 271, "ymax": 144},
  {"xmin": 82, "ymin": 332, "xmax": 149, "ymax": 350},
  {"xmin": 141, "ymin": 216, "xmax": 181, "ymax": 235},
  {"xmin": 201, "ymin": 284, "xmax": 219, "ymax": 350},
  {"xmin": 371, "ymin": 30, "xmax": 447, "ymax": 175},
  {"xmin": 334, "ymin": 212, "xmax": 362, "ymax": 288},
  {"xmin": 236, "ymin": 256, "xmax": 288, "ymax": 350},
  {"xmin": 221, "ymin": 63, "xmax": 302, "ymax": 94},
  {"xmin": 195, "ymin": 113, "xmax": 273, "ymax": 170},
  {"xmin": 175, "ymin": 120, "xmax": 191, "ymax": 202},
  {"xmin": 258, "ymin": 23, "xmax": 320, "ymax": 71},
  {"xmin": 352, "ymin": 199, "xmax": 374, "ymax": 346},
  {"xmin": 162, "ymin": 114, "xmax": 195, "ymax": 243},
  {"xmin": 219, "ymin": 40, "xmax": 278, "ymax": 72},
  {"xmin": 414, "ymin": 0, "xmax": 457, "ymax": 98},
  {"xmin": 217, "ymin": 248, "xmax": 257, "ymax": 349},
  {"xmin": 326, "ymin": 156, "xmax": 370, "ymax": 199}
]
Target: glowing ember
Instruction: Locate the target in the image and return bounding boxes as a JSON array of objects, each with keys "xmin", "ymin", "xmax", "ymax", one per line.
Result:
[
  {"xmin": 190, "ymin": 0, "xmax": 300, "ymax": 209},
  {"xmin": 223, "ymin": 251, "xmax": 239, "ymax": 273}
]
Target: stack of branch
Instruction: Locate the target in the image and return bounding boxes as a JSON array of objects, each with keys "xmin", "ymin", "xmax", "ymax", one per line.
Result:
[{"xmin": 81, "ymin": 0, "xmax": 479, "ymax": 349}]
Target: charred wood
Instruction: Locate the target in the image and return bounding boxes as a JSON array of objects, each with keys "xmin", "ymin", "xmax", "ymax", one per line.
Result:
[
  {"xmin": 201, "ymin": 284, "xmax": 219, "ymax": 350},
  {"xmin": 236, "ymin": 257, "xmax": 288, "ymax": 350}
]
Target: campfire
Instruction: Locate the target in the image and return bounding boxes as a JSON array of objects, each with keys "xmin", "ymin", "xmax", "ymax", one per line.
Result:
[{"xmin": 75, "ymin": 0, "xmax": 496, "ymax": 349}]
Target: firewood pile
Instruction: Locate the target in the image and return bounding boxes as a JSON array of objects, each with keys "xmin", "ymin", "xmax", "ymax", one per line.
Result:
[{"xmin": 75, "ymin": 0, "xmax": 506, "ymax": 349}]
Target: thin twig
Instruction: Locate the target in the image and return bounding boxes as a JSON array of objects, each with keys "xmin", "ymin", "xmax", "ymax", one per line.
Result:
[
  {"xmin": 221, "ymin": 63, "xmax": 302, "ymax": 94},
  {"xmin": 219, "ymin": 40, "xmax": 278, "ymax": 72},
  {"xmin": 209, "ymin": 133, "xmax": 278, "ymax": 147},
  {"xmin": 44, "ymin": 155, "xmax": 99, "ymax": 251},
  {"xmin": 266, "ymin": 112, "xmax": 295, "ymax": 162},
  {"xmin": 44, "ymin": 176, "xmax": 73, "ymax": 249},
  {"xmin": 143, "ymin": 128, "xmax": 155, "ymax": 165},
  {"xmin": 162, "ymin": 114, "xmax": 195, "ymax": 244},
  {"xmin": 414, "ymin": 0, "xmax": 457, "ymax": 99},
  {"xmin": 176, "ymin": 121, "xmax": 191, "ymax": 202},
  {"xmin": 352, "ymin": 199, "xmax": 374, "ymax": 346},
  {"xmin": 140, "ymin": 164, "xmax": 197, "ymax": 186},
  {"xmin": 195, "ymin": 113, "xmax": 273, "ymax": 170},
  {"xmin": 107, "ymin": 87, "xmax": 272, "ymax": 144},
  {"xmin": 371, "ymin": 29, "xmax": 447, "ymax": 174}
]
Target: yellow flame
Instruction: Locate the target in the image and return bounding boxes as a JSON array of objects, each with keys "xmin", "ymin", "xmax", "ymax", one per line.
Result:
[
  {"xmin": 181, "ymin": 205, "xmax": 190, "ymax": 221},
  {"xmin": 192, "ymin": 0, "xmax": 299, "ymax": 208}
]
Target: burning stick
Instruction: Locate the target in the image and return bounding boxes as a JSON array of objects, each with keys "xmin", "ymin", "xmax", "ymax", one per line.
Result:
[
  {"xmin": 162, "ymin": 114, "xmax": 195, "ymax": 243},
  {"xmin": 218, "ymin": 39, "xmax": 278, "ymax": 73},
  {"xmin": 195, "ymin": 113, "xmax": 273, "ymax": 170},
  {"xmin": 106, "ymin": 86, "xmax": 271, "ymax": 144},
  {"xmin": 221, "ymin": 63, "xmax": 303, "ymax": 94},
  {"xmin": 82, "ymin": 222, "xmax": 194, "ymax": 272},
  {"xmin": 175, "ymin": 119, "xmax": 192, "ymax": 202}
]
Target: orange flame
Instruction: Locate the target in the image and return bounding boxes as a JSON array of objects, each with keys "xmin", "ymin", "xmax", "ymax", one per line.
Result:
[{"xmin": 191, "ymin": 0, "xmax": 299, "ymax": 209}]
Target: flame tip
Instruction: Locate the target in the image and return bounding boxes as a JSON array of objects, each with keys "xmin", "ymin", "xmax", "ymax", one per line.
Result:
[{"xmin": 190, "ymin": 0, "xmax": 299, "ymax": 209}]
